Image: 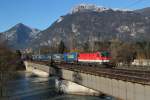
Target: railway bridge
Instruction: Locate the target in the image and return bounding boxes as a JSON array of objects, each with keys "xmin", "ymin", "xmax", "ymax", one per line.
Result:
[{"xmin": 24, "ymin": 61, "xmax": 150, "ymax": 100}]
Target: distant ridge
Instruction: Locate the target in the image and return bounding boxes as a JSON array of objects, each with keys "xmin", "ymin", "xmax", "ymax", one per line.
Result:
[
  {"xmin": 134, "ymin": 7, "xmax": 150, "ymax": 17},
  {"xmin": 1, "ymin": 23, "xmax": 40, "ymax": 49}
]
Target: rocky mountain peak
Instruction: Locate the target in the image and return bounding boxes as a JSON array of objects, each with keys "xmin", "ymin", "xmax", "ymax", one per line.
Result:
[
  {"xmin": 1, "ymin": 23, "xmax": 40, "ymax": 49},
  {"xmin": 70, "ymin": 4, "xmax": 111, "ymax": 14},
  {"xmin": 12, "ymin": 23, "xmax": 39, "ymax": 32},
  {"xmin": 12, "ymin": 23, "xmax": 30, "ymax": 30},
  {"xmin": 15, "ymin": 23, "xmax": 25, "ymax": 27},
  {"xmin": 31, "ymin": 5, "xmax": 150, "ymax": 49},
  {"xmin": 70, "ymin": 4, "xmax": 133, "ymax": 14}
]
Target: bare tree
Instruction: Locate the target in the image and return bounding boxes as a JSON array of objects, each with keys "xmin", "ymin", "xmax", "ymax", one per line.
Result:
[{"xmin": 0, "ymin": 42, "xmax": 25, "ymax": 71}]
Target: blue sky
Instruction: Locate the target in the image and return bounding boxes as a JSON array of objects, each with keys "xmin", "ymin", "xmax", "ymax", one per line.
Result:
[{"xmin": 0, "ymin": 0, "xmax": 150, "ymax": 32}]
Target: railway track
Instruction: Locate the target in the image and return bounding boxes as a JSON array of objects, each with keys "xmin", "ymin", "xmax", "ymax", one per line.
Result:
[{"xmin": 56, "ymin": 63, "xmax": 150, "ymax": 85}]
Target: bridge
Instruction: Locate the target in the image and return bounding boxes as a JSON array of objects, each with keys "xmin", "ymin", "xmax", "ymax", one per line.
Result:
[{"xmin": 24, "ymin": 61, "xmax": 150, "ymax": 100}]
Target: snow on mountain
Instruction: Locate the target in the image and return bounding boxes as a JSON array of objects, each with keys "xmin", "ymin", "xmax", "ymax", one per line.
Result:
[
  {"xmin": 70, "ymin": 4, "xmax": 133, "ymax": 14},
  {"xmin": 70, "ymin": 4, "xmax": 111, "ymax": 14},
  {"xmin": 57, "ymin": 16, "xmax": 64, "ymax": 23}
]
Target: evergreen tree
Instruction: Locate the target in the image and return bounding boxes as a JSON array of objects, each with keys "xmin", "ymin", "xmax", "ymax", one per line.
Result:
[{"xmin": 58, "ymin": 40, "xmax": 67, "ymax": 53}]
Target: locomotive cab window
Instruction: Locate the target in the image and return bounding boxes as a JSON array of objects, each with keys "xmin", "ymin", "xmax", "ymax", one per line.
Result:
[{"xmin": 101, "ymin": 51, "xmax": 109, "ymax": 57}]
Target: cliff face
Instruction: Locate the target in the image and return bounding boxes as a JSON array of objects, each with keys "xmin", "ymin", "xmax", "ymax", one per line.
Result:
[{"xmin": 32, "ymin": 5, "xmax": 150, "ymax": 48}]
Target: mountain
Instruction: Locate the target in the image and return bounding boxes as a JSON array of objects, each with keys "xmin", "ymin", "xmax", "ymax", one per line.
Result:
[
  {"xmin": 70, "ymin": 4, "xmax": 111, "ymax": 14},
  {"xmin": 134, "ymin": 7, "xmax": 150, "ymax": 17},
  {"xmin": 31, "ymin": 4, "xmax": 150, "ymax": 49},
  {"xmin": 0, "ymin": 33, "xmax": 5, "ymax": 42},
  {"xmin": 1, "ymin": 23, "xmax": 40, "ymax": 49}
]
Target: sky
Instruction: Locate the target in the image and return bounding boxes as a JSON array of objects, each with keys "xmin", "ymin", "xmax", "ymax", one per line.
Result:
[{"xmin": 0, "ymin": 0, "xmax": 150, "ymax": 32}]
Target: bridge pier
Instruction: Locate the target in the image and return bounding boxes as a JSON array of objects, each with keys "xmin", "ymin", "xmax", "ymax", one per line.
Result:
[{"xmin": 55, "ymin": 77, "xmax": 100, "ymax": 96}]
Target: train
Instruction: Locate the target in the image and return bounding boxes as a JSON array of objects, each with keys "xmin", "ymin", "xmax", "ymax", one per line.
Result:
[{"xmin": 31, "ymin": 51, "xmax": 111, "ymax": 67}]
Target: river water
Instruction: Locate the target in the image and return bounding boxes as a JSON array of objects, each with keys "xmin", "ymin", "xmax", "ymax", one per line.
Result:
[{"xmin": 0, "ymin": 71, "xmax": 116, "ymax": 100}]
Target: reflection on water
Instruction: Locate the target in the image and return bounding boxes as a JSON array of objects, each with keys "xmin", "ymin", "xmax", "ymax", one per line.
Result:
[{"xmin": 0, "ymin": 71, "xmax": 116, "ymax": 100}]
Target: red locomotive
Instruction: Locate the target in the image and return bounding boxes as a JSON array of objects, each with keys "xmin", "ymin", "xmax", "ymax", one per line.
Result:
[{"xmin": 78, "ymin": 51, "xmax": 110, "ymax": 64}]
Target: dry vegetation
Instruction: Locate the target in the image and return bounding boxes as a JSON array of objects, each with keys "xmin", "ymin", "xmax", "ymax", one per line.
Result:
[{"xmin": 0, "ymin": 42, "xmax": 25, "ymax": 72}]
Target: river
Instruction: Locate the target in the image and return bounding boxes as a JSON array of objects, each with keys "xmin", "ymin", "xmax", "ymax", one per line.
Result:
[{"xmin": 0, "ymin": 71, "xmax": 116, "ymax": 100}]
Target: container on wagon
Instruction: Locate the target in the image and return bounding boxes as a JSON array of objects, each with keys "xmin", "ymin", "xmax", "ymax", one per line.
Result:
[
  {"xmin": 38, "ymin": 55, "xmax": 49, "ymax": 61},
  {"xmin": 64, "ymin": 52, "xmax": 78, "ymax": 63},
  {"xmin": 52, "ymin": 54, "xmax": 64, "ymax": 62}
]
